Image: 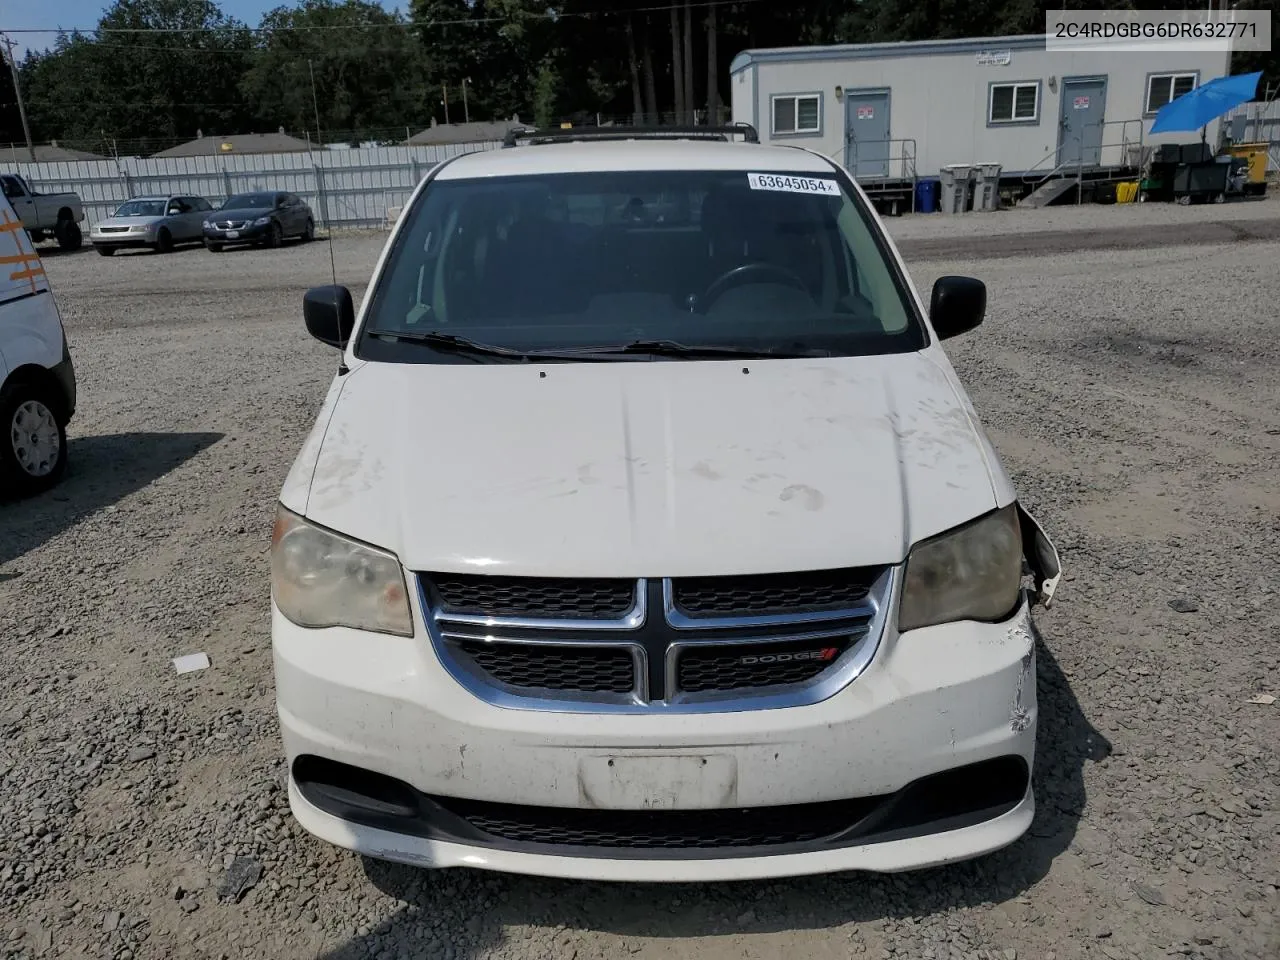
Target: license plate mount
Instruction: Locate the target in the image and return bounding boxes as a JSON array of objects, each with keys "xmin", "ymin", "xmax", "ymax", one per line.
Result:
[{"xmin": 578, "ymin": 755, "xmax": 737, "ymax": 810}]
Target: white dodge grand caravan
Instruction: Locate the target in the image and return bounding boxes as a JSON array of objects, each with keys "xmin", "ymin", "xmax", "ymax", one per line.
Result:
[{"xmin": 272, "ymin": 126, "xmax": 1060, "ymax": 881}]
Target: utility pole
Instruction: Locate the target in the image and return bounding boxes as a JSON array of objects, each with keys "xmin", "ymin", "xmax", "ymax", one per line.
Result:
[
  {"xmin": 442, "ymin": 83, "xmax": 450, "ymax": 124},
  {"xmin": 2, "ymin": 34, "xmax": 36, "ymax": 163},
  {"xmin": 462, "ymin": 78, "xmax": 471, "ymax": 124}
]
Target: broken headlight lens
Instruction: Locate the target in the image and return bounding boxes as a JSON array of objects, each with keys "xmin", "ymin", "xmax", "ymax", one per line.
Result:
[
  {"xmin": 897, "ymin": 504, "xmax": 1023, "ymax": 632},
  {"xmin": 271, "ymin": 504, "xmax": 412, "ymax": 637}
]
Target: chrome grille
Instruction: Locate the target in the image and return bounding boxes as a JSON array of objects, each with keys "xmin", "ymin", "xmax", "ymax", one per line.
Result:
[
  {"xmin": 215, "ymin": 220, "xmax": 248, "ymax": 230},
  {"xmin": 672, "ymin": 569, "xmax": 876, "ymax": 617},
  {"xmin": 430, "ymin": 574, "xmax": 635, "ymax": 620},
  {"xmin": 420, "ymin": 568, "xmax": 893, "ymax": 714},
  {"xmin": 457, "ymin": 639, "xmax": 636, "ymax": 694},
  {"xmin": 676, "ymin": 638, "xmax": 852, "ymax": 692}
]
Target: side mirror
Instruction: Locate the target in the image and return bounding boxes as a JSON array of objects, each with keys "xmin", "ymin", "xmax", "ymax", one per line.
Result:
[
  {"xmin": 304, "ymin": 285, "xmax": 355, "ymax": 349},
  {"xmin": 930, "ymin": 276, "xmax": 986, "ymax": 340}
]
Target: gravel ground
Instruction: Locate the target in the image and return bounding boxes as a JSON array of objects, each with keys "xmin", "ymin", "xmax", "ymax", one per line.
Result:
[{"xmin": 1, "ymin": 201, "xmax": 1278, "ymax": 960}]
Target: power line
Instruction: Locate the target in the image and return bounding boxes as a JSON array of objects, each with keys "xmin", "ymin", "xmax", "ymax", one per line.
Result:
[{"xmin": 5, "ymin": 0, "xmax": 761, "ymax": 36}]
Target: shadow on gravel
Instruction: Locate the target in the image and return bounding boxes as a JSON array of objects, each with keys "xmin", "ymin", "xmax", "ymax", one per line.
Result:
[
  {"xmin": 0, "ymin": 431, "xmax": 222, "ymax": 568},
  {"xmin": 323, "ymin": 626, "xmax": 1109, "ymax": 959}
]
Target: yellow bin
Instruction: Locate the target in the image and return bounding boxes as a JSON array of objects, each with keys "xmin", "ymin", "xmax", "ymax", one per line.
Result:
[
  {"xmin": 1228, "ymin": 142, "xmax": 1269, "ymax": 184},
  {"xmin": 1116, "ymin": 181, "xmax": 1139, "ymax": 203}
]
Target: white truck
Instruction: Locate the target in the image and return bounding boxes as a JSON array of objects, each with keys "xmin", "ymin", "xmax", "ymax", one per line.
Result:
[{"xmin": 0, "ymin": 174, "xmax": 85, "ymax": 251}]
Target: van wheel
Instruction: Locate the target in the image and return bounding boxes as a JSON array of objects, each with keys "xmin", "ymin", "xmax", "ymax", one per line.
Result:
[
  {"xmin": 54, "ymin": 220, "xmax": 82, "ymax": 252},
  {"xmin": 1, "ymin": 384, "xmax": 67, "ymax": 497}
]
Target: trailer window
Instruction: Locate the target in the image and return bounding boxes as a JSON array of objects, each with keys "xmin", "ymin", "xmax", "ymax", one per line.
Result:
[
  {"xmin": 989, "ymin": 83, "xmax": 1039, "ymax": 124},
  {"xmin": 1146, "ymin": 73, "xmax": 1197, "ymax": 114},
  {"xmin": 772, "ymin": 94, "xmax": 821, "ymax": 136}
]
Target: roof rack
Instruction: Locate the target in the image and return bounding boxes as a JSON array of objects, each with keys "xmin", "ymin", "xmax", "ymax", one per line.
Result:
[{"xmin": 501, "ymin": 123, "xmax": 760, "ymax": 148}]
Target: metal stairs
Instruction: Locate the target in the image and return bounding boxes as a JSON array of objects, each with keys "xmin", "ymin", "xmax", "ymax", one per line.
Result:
[{"xmin": 1019, "ymin": 178, "xmax": 1077, "ymax": 209}]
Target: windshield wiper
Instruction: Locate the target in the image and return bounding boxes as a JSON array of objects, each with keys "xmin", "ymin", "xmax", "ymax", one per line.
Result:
[
  {"xmin": 365, "ymin": 332, "xmax": 829, "ymax": 363},
  {"xmin": 365, "ymin": 329, "xmax": 536, "ymax": 362},
  {"xmin": 558, "ymin": 339, "xmax": 830, "ymax": 360}
]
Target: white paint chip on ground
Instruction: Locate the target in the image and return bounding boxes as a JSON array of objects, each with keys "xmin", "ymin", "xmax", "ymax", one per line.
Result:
[
  {"xmin": 173, "ymin": 653, "xmax": 211, "ymax": 675},
  {"xmin": 1246, "ymin": 694, "xmax": 1275, "ymax": 705}
]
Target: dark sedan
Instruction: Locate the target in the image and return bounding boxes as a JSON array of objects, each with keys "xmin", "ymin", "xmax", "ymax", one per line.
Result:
[{"xmin": 203, "ymin": 192, "xmax": 315, "ymax": 251}]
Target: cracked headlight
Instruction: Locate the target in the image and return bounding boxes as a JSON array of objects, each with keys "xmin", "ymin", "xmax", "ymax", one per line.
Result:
[
  {"xmin": 271, "ymin": 505, "xmax": 412, "ymax": 636},
  {"xmin": 897, "ymin": 504, "xmax": 1023, "ymax": 632}
]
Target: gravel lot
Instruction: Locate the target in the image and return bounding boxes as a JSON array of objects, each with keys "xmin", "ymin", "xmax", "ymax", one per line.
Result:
[{"xmin": 2, "ymin": 198, "xmax": 1278, "ymax": 960}]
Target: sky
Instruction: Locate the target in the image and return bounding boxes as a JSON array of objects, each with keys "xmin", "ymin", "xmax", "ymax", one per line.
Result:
[{"xmin": 9, "ymin": 0, "xmax": 400, "ymax": 56}]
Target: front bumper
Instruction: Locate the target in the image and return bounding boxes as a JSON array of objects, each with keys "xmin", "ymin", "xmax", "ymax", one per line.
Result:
[
  {"xmin": 274, "ymin": 590, "xmax": 1040, "ymax": 879},
  {"xmin": 203, "ymin": 224, "xmax": 268, "ymax": 243},
  {"xmin": 90, "ymin": 233, "xmax": 154, "ymax": 248}
]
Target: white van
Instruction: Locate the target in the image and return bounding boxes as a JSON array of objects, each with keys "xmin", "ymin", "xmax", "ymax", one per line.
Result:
[
  {"xmin": 272, "ymin": 127, "xmax": 1061, "ymax": 881},
  {"xmin": 0, "ymin": 189, "xmax": 76, "ymax": 496}
]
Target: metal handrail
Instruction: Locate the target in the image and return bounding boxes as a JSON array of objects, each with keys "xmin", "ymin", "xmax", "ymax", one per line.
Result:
[
  {"xmin": 827, "ymin": 138, "xmax": 918, "ymax": 178},
  {"xmin": 1023, "ymin": 117, "xmax": 1146, "ymax": 186},
  {"xmin": 823, "ymin": 138, "xmax": 918, "ymax": 210}
]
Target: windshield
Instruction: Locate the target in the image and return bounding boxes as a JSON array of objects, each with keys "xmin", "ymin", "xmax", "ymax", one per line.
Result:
[
  {"xmin": 223, "ymin": 193, "xmax": 273, "ymax": 210},
  {"xmin": 114, "ymin": 199, "xmax": 167, "ymax": 217},
  {"xmin": 358, "ymin": 169, "xmax": 925, "ymax": 363}
]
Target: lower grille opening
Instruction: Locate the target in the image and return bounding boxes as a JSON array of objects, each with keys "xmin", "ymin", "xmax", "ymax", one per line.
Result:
[
  {"xmin": 294, "ymin": 754, "xmax": 1029, "ymax": 858},
  {"xmin": 456, "ymin": 640, "xmax": 636, "ymax": 695},
  {"xmin": 437, "ymin": 795, "xmax": 880, "ymax": 849}
]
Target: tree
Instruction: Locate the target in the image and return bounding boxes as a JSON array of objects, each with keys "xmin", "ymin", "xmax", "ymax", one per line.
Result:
[
  {"xmin": 22, "ymin": 0, "xmax": 253, "ymax": 150},
  {"xmin": 242, "ymin": 0, "xmax": 428, "ymax": 142}
]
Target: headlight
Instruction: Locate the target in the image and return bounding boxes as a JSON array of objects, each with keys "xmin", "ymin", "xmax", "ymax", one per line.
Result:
[
  {"xmin": 254, "ymin": 216, "xmax": 271, "ymax": 226},
  {"xmin": 897, "ymin": 504, "xmax": 1023, "ymax": 632},
  {"xmin": 133, "ymin": 224, "xmax": 150, "ymax": 233},
  {"xmin": 271, "ymin": 505, "xmax": 412, "ymax": 636}
]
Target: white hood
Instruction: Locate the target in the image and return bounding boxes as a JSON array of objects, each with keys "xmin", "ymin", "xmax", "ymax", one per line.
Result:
[{"xmin": 291, "ymin": 351, "xmax": 1005, "ymax": 578}]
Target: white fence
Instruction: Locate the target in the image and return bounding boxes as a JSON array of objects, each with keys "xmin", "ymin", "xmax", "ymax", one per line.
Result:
[{"xmin": 3, "ymin": 142, "xmax": 503, "ymax": 228}]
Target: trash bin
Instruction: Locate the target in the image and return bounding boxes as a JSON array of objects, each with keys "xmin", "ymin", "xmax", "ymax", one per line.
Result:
[
  {"xmin": 914, "ymin": 178, "xmax": 939, "ymax": 213},
  {"xmin": 1227, "ymin": 141, "xmax": 1268, "ymax": 187},
  {"xmin": 972, "ymin": 162, "xmax": 1003, "ymax": 212},
  {"xmin": 938, "ymin": 164, "xmax": 972, "ymax": 214}
]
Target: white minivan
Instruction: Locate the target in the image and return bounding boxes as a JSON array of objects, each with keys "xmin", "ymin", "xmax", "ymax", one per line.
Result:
[
  {"xmin": 0, "ymin": 190, "xmax": 76, "ymax": 496},
  {"xmin": 272, "ymin": 126, "xmax": 1061, "ymax": 881}
]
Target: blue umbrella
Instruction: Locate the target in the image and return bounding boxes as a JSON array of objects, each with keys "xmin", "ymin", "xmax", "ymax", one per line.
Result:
[{"xmin": 1149, "ymin": 71, "xmax": 1262, "ymax": 134}]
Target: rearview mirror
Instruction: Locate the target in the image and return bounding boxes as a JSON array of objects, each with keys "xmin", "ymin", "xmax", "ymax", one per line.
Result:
[
  {"xmin": 304, "ymin": 285, "xmax": 355, "ymax": 349},
  {"xmin": 929, "ymin": 276, "xmax": 986, "ymax": 340}
]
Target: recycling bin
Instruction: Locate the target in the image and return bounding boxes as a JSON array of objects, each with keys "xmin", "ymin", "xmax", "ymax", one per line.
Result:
[
  {"xmin": 938, "ymin": 164, "xmax": 973, "ymax": 214},
  {"xmin": 914, "ymin": 178, "xmax": 939, "ymax": 213},
  {"xmin": 972, "ymin": 162, "xmax": 1003, "ymax": 212}
]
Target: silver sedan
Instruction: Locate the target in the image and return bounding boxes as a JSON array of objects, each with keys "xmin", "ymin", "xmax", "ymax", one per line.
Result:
[{"xmin": 89, "ymin": 195, "xmax": 216, "ymax": 255}]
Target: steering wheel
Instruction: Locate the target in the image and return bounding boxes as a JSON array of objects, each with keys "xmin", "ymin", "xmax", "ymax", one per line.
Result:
[{"xmin": 702, "ymin": 262, "xmax": 809, "ymax": 308}]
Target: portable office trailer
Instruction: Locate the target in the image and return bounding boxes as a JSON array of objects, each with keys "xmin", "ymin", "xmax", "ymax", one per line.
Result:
[{"xmin": 730, "ymin": 35, "xmax": 1231, "ymax": 181}]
